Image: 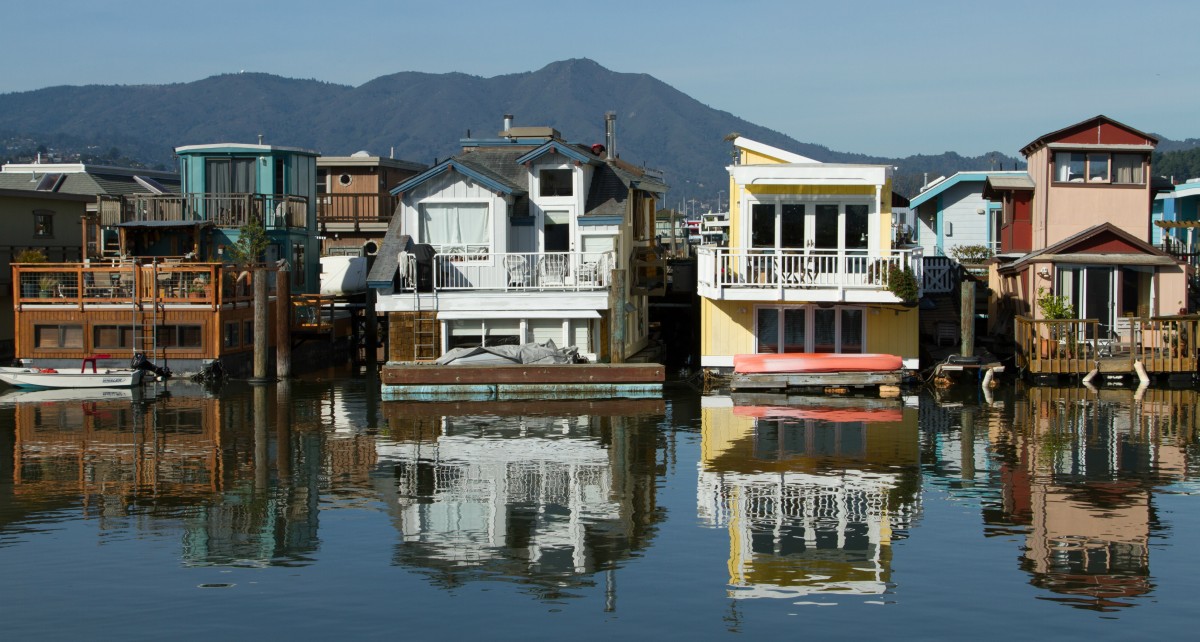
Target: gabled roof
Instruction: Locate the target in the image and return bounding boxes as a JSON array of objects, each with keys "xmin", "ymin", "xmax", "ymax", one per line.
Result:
[
  {"xmin": 514, "ymin": 140, "xmax": 600, "ymax": 166},
  {"xmin": 909, "ymin": 171, "xmax": 1028, "ymax": 208},
  {"xmin": 999, "ymin": 222, "xmax": 1176, "ymax": 273},
  {"xmin": 390, "ymin": 155, "xmax": 526, "ymax": 197},
  {"xmin": 1020, "ymin": 115, "xmax": 1158, "ymax": 157}
]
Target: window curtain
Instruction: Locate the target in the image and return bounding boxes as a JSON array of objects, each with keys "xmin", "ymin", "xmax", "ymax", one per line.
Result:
[
  {"xmin": 420, "ymin": 203, "xmax": 490, "ymax": 248},
  {"xmin": 233, "ymin": 158, "xmax": 256, "ymax": 193},
  {"xmin": 1113, "ymin": 154, "xmax": 1143, "ymax": 184},
  {"xmin": 206, "ymin": 159, "xmax": 230, "ymax": 194}
]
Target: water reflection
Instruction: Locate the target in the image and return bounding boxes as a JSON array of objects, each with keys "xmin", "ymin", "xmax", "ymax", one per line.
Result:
[
  {"xmin": 0, "ymin": 381, "xmax": 322, "ymax": 566},
  {"xmin": 374, "ymin": 398, "xmax": 668, "ymax": 600},
  {"xmin": 698, "ymin": 394, "xmax": 921, "ymax": 600},
  {"xmin": 923, "ymin": 385, "xmax": 1199, "ymax": 611}
]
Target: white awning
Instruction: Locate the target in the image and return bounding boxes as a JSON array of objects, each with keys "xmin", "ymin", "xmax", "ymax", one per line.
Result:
[{"xmin": 437, "ymin": 309, "xmax": 601, "ymax": 320}]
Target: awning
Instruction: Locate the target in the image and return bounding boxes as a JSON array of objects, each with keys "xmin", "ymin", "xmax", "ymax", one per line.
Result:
[
  {"xmin": 1034, "ymin": 253, "xmax": 1177, "ymax": 266},
  {"xmin": 1154, "ymin": 220, "xmax": 1200, "ymax": 229},
  {"xmin": 437, "ymin": 310, "xmax": 602, "ymax": 320}
]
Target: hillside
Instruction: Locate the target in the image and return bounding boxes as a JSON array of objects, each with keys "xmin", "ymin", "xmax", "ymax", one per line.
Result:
[{"xmin": 0, "ymin": 59, "xmax": 1023, "ymax": 201}]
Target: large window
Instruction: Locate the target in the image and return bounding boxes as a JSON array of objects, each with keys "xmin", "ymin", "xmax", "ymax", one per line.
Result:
[
  {"xmin": 205, "ymin": 158, "xmax": 257, "ymax": 193},
  {"xmin": 419, "ymin": 202, "xmax": 491, "ymax": 255},
  {"xmin": 1055, "ymin": 152, "xmax": 1144, "ymax": 184},
  {"xmin": 34, "ymin": 325, "xmax": 83, "ymax": 349},
  {"xmin": 94, "ymin": 325, "xmax": 133, "ymax": 349},
  {"xmin": 755, "ymin": 306, "xmax": 864, "ymax": 354},
  {"xmin": 158, "ymin": 325, "xmax": 203, "ymax": 349}
]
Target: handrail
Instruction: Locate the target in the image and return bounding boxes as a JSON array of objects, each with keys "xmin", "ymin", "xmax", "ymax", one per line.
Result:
[
  {"xmin": 98, "ymin": 193, "xmax": 308, "ymax": 229},
  {"xmin": 1014, "ymin": 315, "xmax": 1198, "ymax": 375},
  {"xmin": 12, "ymin": 262, "xmax": 277, "ymax": 308},
  {"xmin": 695, "ymin": 246, "xmax": 920, "ymax": 292}
]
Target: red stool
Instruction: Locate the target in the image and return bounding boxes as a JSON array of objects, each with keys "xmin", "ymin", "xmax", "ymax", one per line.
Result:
[{"xmin": 80, "ymin": 353, "xmax": 112, "ymax": 373}]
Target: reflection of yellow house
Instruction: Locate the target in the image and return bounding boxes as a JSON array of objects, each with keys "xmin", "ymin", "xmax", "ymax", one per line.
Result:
[
  {"xmin": 697, "ymin": 138, "xmax": 920, "ymax": 371},
  {"xmin": 697, "ymin": 396, "xmax": 920, "ymax": 598}
]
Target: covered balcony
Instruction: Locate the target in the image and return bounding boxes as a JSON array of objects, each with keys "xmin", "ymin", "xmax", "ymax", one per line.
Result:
[
  {"xmin": 316, "ymin": 193, "xmax": 395, "ymax": 231},
  {"xmin": 396, "ymin": 250, "xmax": 614, "ymax": 293},
  {"xmin": 696, "ymin": 246, "xmax": 922, "ymax": 303},
  {"xmin": 98, "ymin": 193, "xmax": 308, "ymax": 230}
]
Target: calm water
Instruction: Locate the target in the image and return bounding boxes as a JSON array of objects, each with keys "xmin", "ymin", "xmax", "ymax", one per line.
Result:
[{"xmin": 1, "ymin": 372, "xmax": 1198, "ymax": 639}]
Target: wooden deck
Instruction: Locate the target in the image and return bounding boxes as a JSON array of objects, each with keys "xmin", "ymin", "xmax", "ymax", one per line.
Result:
[
  {"xmin": 1015, "ymin": 316, "xmax": 1199, "ymax": 378},
  {"xmin": 730, "ymin": 370, "xmax": 903, "ymax": 392}
]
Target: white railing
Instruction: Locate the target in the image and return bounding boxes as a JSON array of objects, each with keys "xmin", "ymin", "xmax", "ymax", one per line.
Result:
[
  {"xmin": 696, "ymin": 246, "xmax": 921, "ymax": 292},
  {"xmin": 399, "ymin": 251, "xmax": 614, "ymax": 292}
]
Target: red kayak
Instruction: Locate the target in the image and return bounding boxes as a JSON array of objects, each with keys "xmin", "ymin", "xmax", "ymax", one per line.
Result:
[{"xmin": 734, "ymin": 352, "xmax": 902, "ymax": 374}]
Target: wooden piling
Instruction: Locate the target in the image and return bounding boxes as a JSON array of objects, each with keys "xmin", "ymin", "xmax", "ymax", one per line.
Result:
[
  {"xmin": 276, "ymin": 263, "xmax": 291, "ymax": 378},
  {"xmin": 960, "ymin": 278, "xmax": 975, "ymax": 358},
  {"xmin": 253, "ymin": 267, "xmax": 268, "ymax": 381}
]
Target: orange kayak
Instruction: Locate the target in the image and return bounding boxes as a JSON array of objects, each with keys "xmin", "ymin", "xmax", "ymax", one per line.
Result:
[{"xmin": 734, "ymin": 352, "xmax": 902, "ymax": 374}]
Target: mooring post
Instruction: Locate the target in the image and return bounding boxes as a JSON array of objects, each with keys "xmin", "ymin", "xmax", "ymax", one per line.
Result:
[
  {"xmin": 253, "ymin": 266, "xmax": 269, "ymax": 381},
  {"xmin": 365, "ymin": 287, "xmax": 379, "ymax": 368},
  {"xmin": 960, "ymin": 278, "xmax": 976, "ymax": 358},
  {"xmin": 276, "ymin": 261, "xmax": 291, "ymax": 378}
]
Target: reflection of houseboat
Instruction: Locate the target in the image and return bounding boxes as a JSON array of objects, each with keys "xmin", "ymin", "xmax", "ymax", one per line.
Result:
[
  {"xmin": 10, "ymin": 142, "xmax": 331, "ymax": 376},
  {"xmin": 698, "ymin": 395, "xmax": 920, "ymax": 598},
  {"xmin": 374, "ymin": 397, "xmax": 664, "ymax": 590}
]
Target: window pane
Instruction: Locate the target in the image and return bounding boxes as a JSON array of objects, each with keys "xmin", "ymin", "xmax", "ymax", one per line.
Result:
[
  {"xmin": 62, "ymin": 325, "xmax": 83, "ymax": 349},
  {"xmin": 845, "ymin": 205, "xmax": 869, "ymax": 250},
  {"xmin": 840, "ymin": 309, "xmax": 863, "ymax": 353},
  {"xmin": 814, "ymin": 204, "xmax": 839, "ymax": 248},
  {"xmin": 1087, "ymin": 153, "xmax": 1109, "ymax": 182},
  {"xmin": 540, "ymin": 169, "xmax": 572, "ymax": 197},
  {"xmin": 34, "ymin": 326, "xmax": 59, "ymax": 348},
  {"xmin": 1113, "ymin": 154, "xmax": 1144, "ymax": 184},
  {"xmin": 756, "ymin": 309, "xmax": 779, "ymax": 353},
  {"xmin": 780, "ymin": 204, "xmax": 805, "ymax": 248},
  {"xmin": 1057, "ymin": 152, "xmax": 1086, "ymax": 182},
  {"xmin": 179, "ymin": 325, "xmax": 203, "ymax": 348},
  {"xmin": 224, "ymin": 322, "xmax": 239, "ymax": 348},
  {"xmin": 420, "ymin": 203, "xmax": 491, "ymax": 252},
  {"xmin": 783, "ymin": 308, "xmax": 806, "ymax": 353},
  {"xmin": 813, "ymin": 309, "xmax": 836, "ymax": 353},
  {"xmin": 751, "ymin": 203, "xmax": 775, "ymax": 248}
]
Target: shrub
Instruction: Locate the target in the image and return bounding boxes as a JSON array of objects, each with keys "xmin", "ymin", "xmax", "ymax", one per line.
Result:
[
  {"xmin": 14, "ymin": 248, "xmax": 47, "ymax": 263},
  {"xmin": 949, "ymin": 244, "xmax": 994, "ymax": 263},
  {"xmin": 886, "ymin": 265, "xmax": 919, "ymax": 303}
]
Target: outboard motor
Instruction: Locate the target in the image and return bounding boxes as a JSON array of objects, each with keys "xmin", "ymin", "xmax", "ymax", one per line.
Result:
[{"xmin": 131, "ymin": 352, "xmax": 173, "ymax": 380}]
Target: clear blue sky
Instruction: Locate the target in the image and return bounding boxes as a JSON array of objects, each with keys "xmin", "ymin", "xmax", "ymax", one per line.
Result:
[{"xmin": 5, "ymin": 0, "xmax": 1198, "ymax": 158}]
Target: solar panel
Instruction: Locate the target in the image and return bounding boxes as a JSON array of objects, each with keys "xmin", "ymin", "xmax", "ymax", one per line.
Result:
[{"xmin": 34, "ymin": 173, "xmax": 65, "ymax": 191}]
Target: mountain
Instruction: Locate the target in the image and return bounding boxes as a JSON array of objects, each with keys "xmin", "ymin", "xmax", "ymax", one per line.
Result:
[{"xmin": 0, "ymin": 59, "xmax": 1022, "ymax": 202}]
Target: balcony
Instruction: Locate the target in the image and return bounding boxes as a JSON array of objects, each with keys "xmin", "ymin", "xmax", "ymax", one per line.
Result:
[
  {"xmin": 397, "ymin": 251, "xmax": 614, "ymax": 293},
  {"xmin": 98, "ymin": 193, "xmax": 308, "ymax": 229},
  {"xmin": 316, "ymin": 193, "xmax": 395, "ymax": 231},
  {"xmin": 12, "ymin": 261, "xmax": 275, "ymax": 308},
  {"xmin": 1014, "ymin": 316, "xmax": 1198, "ymax": 376},
  {"xmin": 696, "ymin": 246, "xmax": 922, "ymax": 303}
]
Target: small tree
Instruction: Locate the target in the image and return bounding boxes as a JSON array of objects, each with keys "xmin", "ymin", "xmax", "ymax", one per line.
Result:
[
  {"xmin": 227, "ymin": 217, "xmax": 269, "ymax": 266},
  {"xmin": 14, "ymin": 248, "xmax": 47, "ymax": 263},
  {"xmin": 1036, "ymin": 287, "xmax": 1075, "ymax": 319}
]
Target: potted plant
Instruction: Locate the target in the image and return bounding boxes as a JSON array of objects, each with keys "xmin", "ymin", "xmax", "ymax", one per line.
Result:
[
  {"xmin": 189, "ymin": 276, "xmax": 210, "ymax": 298},
  {"xmin": 1036, "ymin": 287, "xmax": 1076, "ymax": 357},
  {"xmin": 38, "ymin": 275, "xmax": 59, "ymax": 298}
]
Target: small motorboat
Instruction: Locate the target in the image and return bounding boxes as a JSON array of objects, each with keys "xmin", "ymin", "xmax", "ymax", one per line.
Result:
[
  {"xmin": 734, "ymin": 352, "xmax": 902, "ymax": 374},
  {"xmin": 0, "ymin": 365, "xmax": 144, "ymax": 389}
]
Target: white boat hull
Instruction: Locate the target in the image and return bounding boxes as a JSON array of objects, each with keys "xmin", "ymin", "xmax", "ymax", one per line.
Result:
[{"xmin": 0, "ymin": 367, "xmax": 144, "ymax": 389}]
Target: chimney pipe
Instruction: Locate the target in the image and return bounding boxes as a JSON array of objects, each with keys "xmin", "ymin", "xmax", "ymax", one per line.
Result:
[
  {"xmin": 604, "ymin": 112, "xmax": 617, "ymax": 160},
  {"xmin": 258, "ymin": 133, "xmax": 264, "ymax": 145},
  {"xmin": 503, "ymin": 114, "xmax": 514, "ymax": 134}
]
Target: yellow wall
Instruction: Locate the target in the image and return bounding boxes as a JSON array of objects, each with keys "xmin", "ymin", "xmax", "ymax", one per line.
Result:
[{"xmin": 701, "ymin": 298, "xmax": 920, "ymax": 362}]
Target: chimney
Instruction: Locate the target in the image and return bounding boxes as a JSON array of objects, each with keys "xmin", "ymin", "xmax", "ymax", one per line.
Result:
[
  {"xmin": 604, "ymin": 112, "xmax": 617, "ymax": 160},
  {"xmin": 257, "ymin": 133, "xmax": 264, "ymax": 145},
  {"xmin": 503, "ymin": 114, "xmax": 514, "ymax": 134}
]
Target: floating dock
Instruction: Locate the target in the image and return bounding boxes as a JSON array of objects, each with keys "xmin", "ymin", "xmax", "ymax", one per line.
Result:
[{"xmin": 381, "ymin": 362, "xmax": 664, "ymax": 401}]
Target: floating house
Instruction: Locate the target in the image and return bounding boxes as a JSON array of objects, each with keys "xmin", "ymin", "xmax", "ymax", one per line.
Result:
[
  {"xmin": 9, "ymin": 142, "xmax": 329, "ymax": 375},
  {"xmin": 984, "ymin": 115, "xmax": 1196, "ymax": 378},
  {"xmin": 368, "ymin": 114, "xmax": 667, "ymax": 365},
  {"xmin": 695, "ymin": 137, "xmax": 921, "ymax": 378},
  {"xmin": 909, "ymin": 170, "xmax": 1029, "ymax": 258},
  {"xmin": 315, "ymin": 152, "xmax": 425, "ymax": 258}
]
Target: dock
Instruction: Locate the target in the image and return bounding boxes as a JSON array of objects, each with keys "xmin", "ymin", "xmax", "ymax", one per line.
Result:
[
  {"xmin": 729, "ymin": 370, "xmax": 903, "ymax": 395},
  {"xmin": 381, "ymin": 362, "xmax": 664, "ymax": 401}
]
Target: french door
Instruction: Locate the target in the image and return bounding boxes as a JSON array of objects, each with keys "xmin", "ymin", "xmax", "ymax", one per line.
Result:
[{"xmin": 756, "ymin": 306, "xmax": 864, "ymax": 353}]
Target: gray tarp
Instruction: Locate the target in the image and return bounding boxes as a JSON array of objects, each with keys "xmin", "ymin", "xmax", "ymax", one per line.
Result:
[{"xmin": 434, "ymin": 340, "xmax": 579, "ymax": 365}]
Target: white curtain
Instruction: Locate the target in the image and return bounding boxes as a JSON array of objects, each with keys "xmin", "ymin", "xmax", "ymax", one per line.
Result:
[{"xmin": 420, "ymin": 203, "xmax": 490, "ymax": 248}]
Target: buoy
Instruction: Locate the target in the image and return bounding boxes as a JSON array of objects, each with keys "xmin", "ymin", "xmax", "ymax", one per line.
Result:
[
  {"xmin": 981, "ymin": 367, "xmax": 995, "ymax": 389},
  {"xmin": 1082, "ymin": 367, "xmax": 1099, "ymax": 383}
]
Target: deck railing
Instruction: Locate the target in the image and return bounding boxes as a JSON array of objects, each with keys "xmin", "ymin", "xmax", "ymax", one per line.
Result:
[
  {"xmin": 396, "ymin": 251, "xmax": 614, "ymax": 292},
  {"xmin": 316, "ymin": 193, "xmax": 394, "ymax": 229},
  {"xmin": 12, "ymin": 261, "xmax": 276, "ymax": 308},
  {"xmin": 696, "ymin": 246, "xmax": 922, "ymax": 295},
  {"xmin": 99, "ymin": 193, "xmax": 308, "ymax": 229},
  {"xmin": 1014, "ymin": 316, "xmax": 1199, "ymax": 375}
]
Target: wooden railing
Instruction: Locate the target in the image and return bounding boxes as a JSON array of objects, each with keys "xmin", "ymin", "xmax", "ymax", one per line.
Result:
[
  {"xmin": 316, "ymin": 193, "xmax": 394, "ymax": 229},
  {"xmin": 12, "ymin": 261, "xmax": 276, "ymax": 308},
  {"xmin": 98, "ymin": 193, "xmax": 308, "ymax": 229},
  {"xmin": 1014, "ymin": 316, "xmax": 1199, "ymax": 375}
]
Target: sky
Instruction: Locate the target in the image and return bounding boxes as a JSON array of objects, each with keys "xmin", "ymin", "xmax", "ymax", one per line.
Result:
[{"xmin": 4, "ymin": 0, "xmax": 1198, "ymax": 158}]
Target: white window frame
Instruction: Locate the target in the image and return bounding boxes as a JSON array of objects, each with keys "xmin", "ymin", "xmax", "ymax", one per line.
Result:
[
  {"xmin": 754, "ymin": 304, "xmax": 866, "ymax": 354},
  {"xmin": 743, "ymin": 195, "xmax": 876, "ymax": 252},
  {"xmin": 417, "ymin": 198, "xmax": 494, "ymax": 261}
]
